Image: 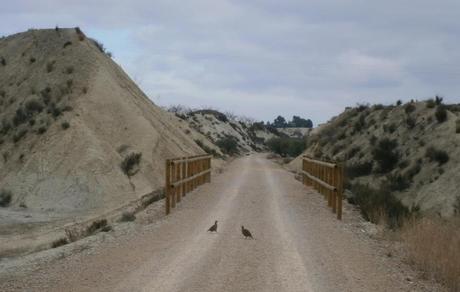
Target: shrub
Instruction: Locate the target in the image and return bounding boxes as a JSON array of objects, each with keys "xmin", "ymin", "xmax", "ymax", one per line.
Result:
[
  {"xmin": 425, "ymin": 147, "xmax": 449, "ymax": 165},
  {"xmin": 266, "ymin": 137, "xmax": 305, "ymax": 157},
  {"xmin": 61, "ymin": 121, "xmax": 70, "ymax": 130},
  {"xmin": 406, "ymin": 117, "xmax": 416, "ymax": 129},
  {"xmin": 119, "ymin": 212, "xmax": 136, "ymax": 222},
  {"xmin": 92, "ymin": 39, "xmax": 113, "ymax": 57},
  {"xmin": 75, "ymin": 27, "xmax": 85, "ymax": 41},
  {"xmin": 404, "ymin": 103, "xmax": 416, "ymax": 114},
  {"xmin": 37, "ymin": 126, "xmax": 47, "ymax": 135},
  {"xmin": 353, "ymin": 114, "xmax": 366, "ymax": 132},
  {"xmin": 435, "ymin": 105, "xmax": 447, "ymax": 123},
  {"xmin": 351, "ymin": 183, "xmax": 409, "ymax": 228},
  {"xmin": 40, "ymin": 87, "xmax": 52, "ymax": 105},
  {"xmin": 86, "ymin": 219, "xmax": 107, "ymax": 235},
  {"xmin": 25, "ymin": 99, "xmax": 43, "ymax": 114},
  {"xmin": 388, "ymin": 123, "xmax": 397, "ymax": 133},
  {"xmin": 345, "ymin": 161, "xmax": 373, "ymax": 179},
  {"xmin": 0, "ymin": 119, "xmax": 11, "ymax": 135},
  {"xmin": 29, "ymin": 57, "xmax": 36, "ymax": 63},
  {"xmin": 0, "ymin": 57, "xmax": 6, "ymax": 66},
  {"xmin": 216, "ymin": 136, "xmax": 239, "ymax": 155},
  {"xmin": 383, "ymin": 173, "xmax": 411, "ymax": 191},
  {"xmin": 63, "ymin": 41, "xmax": 72, "ymax": 48},
  {"xmin": 65, "ymin": 66, "xmax": 74, "ymax": 74},
  {"xmin": 372, "ymin": 138, "xmax": 400, "ymax": 173},
  {"xmin": 121, "ymin": 152, "xmax": 142, "ymax": 176},
  {"xmin": 194, "ymin": 139, "xmax": 220, "ymax": 157},
  {"xmin": 435, "ymin": 95, "xmax": 443, "ymax": 105},
  {"xmin": 51, "ymin": 238, "xmax": 68, "ymax": 248},
  {"xmin": 0, "ymin": 189, "xmax": 12, "ymax": 207},
  {"xmin": 426, "ymin": 99, "xmax": 436, "ymax": 108},
  {"xmin": 13, "ymin": 107, "xmax": 28, "ymax": 126},
  {"xmin": 456, "ymin": 119, "xmax": 460, "ymax": 134}
]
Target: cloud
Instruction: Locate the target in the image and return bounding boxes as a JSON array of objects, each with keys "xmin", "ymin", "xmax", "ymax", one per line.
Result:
[{"xmin": 1, "ymin": 0, "xmax": 460, "ymax": 124}]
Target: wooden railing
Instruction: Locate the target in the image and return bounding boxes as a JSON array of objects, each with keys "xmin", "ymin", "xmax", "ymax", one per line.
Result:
[
  {"xmin": 301, "ymin": 156, "xmax": 344, "ymax": 220},
  {"xmin": 165, "ymin": 154, "xmax": 212, "ymax": 214}
]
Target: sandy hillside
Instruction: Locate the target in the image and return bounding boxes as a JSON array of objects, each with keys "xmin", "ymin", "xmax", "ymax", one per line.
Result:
[
  {"xmin": 288, "ymin": 101, "xmax": 460, "ymax": 216},
  {"xmin": 0, "ymin": 28, "xmax": 204, "ymax": 254}
]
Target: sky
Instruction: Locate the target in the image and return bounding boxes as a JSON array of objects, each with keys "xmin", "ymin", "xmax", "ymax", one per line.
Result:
[{"xmin": 1, "ymin": 1, "xmax": 460, "ymax": 125}]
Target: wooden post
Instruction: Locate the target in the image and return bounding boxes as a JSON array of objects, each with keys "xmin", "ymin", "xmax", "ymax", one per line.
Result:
[
  {"xmin": 176, "ymin": 159, "xmax": 181, "ymax": 203},
  {"xmin": 332, "ymin": 166, "xmax": 337, "ymax": 214},
  {"xmin": 182, "ymin": 158, "xmax": 186, "ymax": 197},
  {"xmin": 165, "ymin": 159, "xmax": 171, "ymax": 215},
  {"xmin": 337, "ymin": 164, "xmax": 343, "ymax": 220},
  {"xmin": 171, "ymin": 161, "xmax": 176, "ymax": 209}
]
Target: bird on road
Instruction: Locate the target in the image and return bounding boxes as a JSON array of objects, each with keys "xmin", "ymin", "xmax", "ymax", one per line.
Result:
[
  {"xmin": 208, "ymin": 220, "xmax": 218, "ymax": 233},
  {"xmin": 241, "ymin": 225, "xmax": 253, "ymax": 239}
]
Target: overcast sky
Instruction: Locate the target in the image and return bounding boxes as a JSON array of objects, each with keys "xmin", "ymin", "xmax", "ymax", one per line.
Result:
[{"xmin": 2, "ymin": 1, "xmax": 460, "ymax": 124}]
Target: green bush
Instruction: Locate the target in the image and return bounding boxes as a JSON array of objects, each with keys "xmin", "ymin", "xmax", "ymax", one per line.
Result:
[
  {"xmin": 351, "ymin": 183, "xmax": 409, "ymax": 228},
  {"xmin": 13, "ymin": 107, "xmax": 29, "ymax": 126},
  {"xmin": 61, "ymin": 121, "xmax": 70, "ymax": 130},
  {"xmin": 119, "ymin": 212, "xmax": 136, "ymax": 222},
  {"xmin": 435, "ymin": 105, "xmax": 448, "ymax": 123},
  {"xmin": 121, "ymin": 152, "xmax": 142, "ymax": 176},
  {"xmin": 0, "ymin": 189, "xmax": 12, "ymax": 207},
  {"xmin": 425, "ymin": 147, "xmax": 449, "ymax": 165},
  {"xmin": 372, "ymin": 138, "xmax": 400, "ymax": 173},
  {"xmin": 383, "ymin": 173, "xmax": 411, "ymax": 191},
  {"xmin": 406, "ymin": 117, "xmax": 416, "ymax": 129},
  {"xmin": 267, "ymin": 137, "xmax": 305, "ymax": 157},
  {"xmin": 25, "ymin": 99, "xmax": 44, "ymax": 114},
  {"xmin": 37, "ymin": 126, "xmax": 47, "ymax": 135},
  {"xmin": 456, "ymin": 119, "xmax": 460, "ymax": 134},
  {"xmin": 216, "ymin": 136, "xmax": 239, "ymax": 155},
  {"xmin": 404, "ymin": 103, "xmax": 416, "ymax": 114},
  {"xmin": 346, "ymin": 161, "xmax": 373, "ymax": 179},
  {"xmin": 194, "ymin": 139, "xmax": 220, "ymax": 158}
]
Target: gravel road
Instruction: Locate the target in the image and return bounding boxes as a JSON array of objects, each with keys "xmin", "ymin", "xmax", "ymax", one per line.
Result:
[{"xmin": 0, "ymin": 154, "xmax": 435, "ymax": 291}]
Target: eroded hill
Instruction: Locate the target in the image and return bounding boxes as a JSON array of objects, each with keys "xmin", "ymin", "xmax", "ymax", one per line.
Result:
[{"xmin": 0, "ymin": 28, "xmax": 203, "ymax": 215}]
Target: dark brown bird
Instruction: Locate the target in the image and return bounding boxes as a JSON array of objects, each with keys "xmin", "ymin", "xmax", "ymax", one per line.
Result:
[
  {"xmin": 207, "ymin": 220, "xmax": 218, "ymax": 232},
  {"xmin": 241, "ymin": 225, "xmax": 253, "ymax": 239}
]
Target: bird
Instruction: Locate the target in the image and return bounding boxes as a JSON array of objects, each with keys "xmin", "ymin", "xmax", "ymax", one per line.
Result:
[
  {"xmin": 207, "ymin": 220, "xmax": 218, "ymax": 232},
  {"xmin": 241, "ymin": 225, "xmax": 253, "ymax": 239}
]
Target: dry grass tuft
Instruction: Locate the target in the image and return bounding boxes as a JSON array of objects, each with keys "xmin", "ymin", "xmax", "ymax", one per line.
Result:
[{"xmin": 401, "ymin": 217, "xmax": 460, "ymax": 291}]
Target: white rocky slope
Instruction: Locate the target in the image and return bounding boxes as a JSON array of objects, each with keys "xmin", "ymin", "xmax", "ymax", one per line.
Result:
[{"xmin": 0, "ymin": 28, "xmax": 203, "ymax": 215}]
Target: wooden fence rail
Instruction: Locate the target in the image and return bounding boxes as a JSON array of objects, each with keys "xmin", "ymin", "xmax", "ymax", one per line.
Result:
[
  {"xmin": 165, "ymin": 154, "xmax": 212, "ymax": 215},
  {"xmin": 301, "ymin": 155, "xmax": 344, "ymax": 220}
]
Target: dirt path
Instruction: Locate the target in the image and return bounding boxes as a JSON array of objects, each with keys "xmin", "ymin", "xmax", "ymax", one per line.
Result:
[{"xmin": 0, "ymin": 154, "xmax": 435, "ymax": 291}]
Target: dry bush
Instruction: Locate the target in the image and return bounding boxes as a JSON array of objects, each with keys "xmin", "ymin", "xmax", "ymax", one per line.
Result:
[{"xmin": 401, "ymin": 217, "xmax": 460, "ymax": 291}]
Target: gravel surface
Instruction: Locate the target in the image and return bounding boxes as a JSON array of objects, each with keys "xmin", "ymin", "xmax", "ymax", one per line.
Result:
[{"xmin": 0, "ymin": 154, "xmax": 442, "ymax": 291}]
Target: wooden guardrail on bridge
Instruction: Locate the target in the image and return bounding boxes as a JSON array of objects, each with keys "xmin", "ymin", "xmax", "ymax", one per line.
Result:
[
  {"xmin": 165, "ymin": 154, "xmax": 212, "ymax": 214},
  {"xmin": 301, "ymin": 156, "xmax": 344, "ymax": 220}
]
